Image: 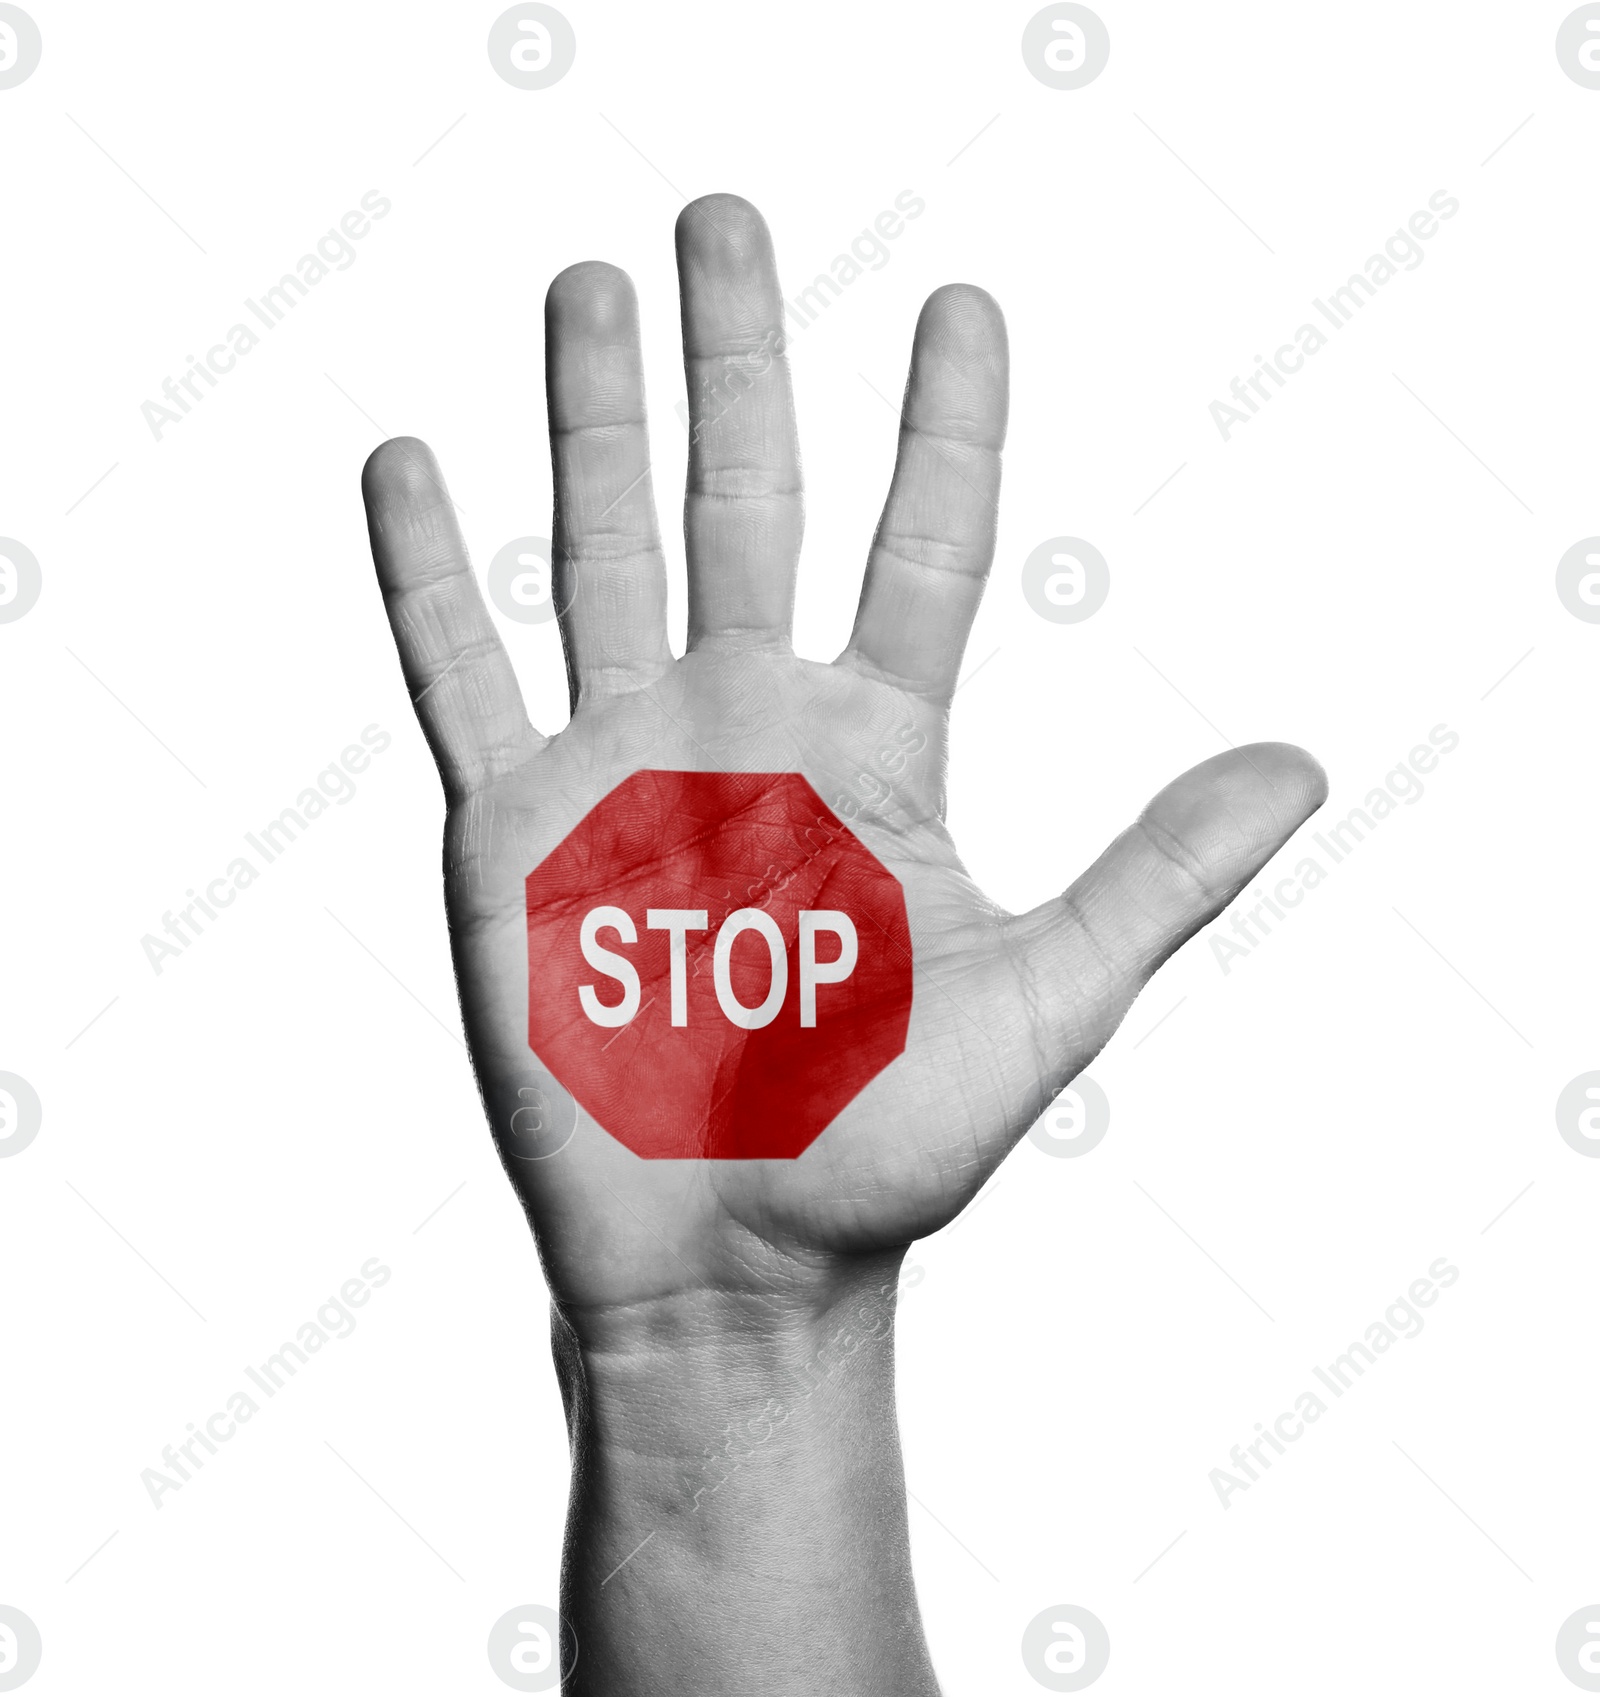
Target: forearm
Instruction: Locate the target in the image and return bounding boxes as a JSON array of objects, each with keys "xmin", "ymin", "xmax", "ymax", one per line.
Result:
[{"xmin": 554, "ymin": 1269, "xmax": 940, "ymax": 1696}]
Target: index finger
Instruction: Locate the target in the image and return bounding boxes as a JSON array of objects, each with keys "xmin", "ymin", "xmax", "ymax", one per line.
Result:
[{"xmin": 839, "ymin": 284, "xmax": 1008, "ymax": 701}]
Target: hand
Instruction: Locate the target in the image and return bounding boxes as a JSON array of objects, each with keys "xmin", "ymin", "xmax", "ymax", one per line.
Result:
[{"xmin": 361, "ymin": 193, "xmax": 1325, "ymax": 1696}]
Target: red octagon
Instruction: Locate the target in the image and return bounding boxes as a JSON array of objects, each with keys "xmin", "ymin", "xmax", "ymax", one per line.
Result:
[{"xmin": 525, "ymin": 770, "xmax": 912, "ymax": 1160}]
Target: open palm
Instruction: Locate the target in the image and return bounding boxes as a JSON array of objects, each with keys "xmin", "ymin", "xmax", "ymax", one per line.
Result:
[{"xmin": 361, "ymin": 195, "xmax": 1325, "ymax": 1337}]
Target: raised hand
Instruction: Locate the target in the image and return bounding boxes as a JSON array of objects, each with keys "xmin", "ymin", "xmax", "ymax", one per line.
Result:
[{"xmin": 361, "ymin": 193, "xmax": 1324, "ymax": 1697}]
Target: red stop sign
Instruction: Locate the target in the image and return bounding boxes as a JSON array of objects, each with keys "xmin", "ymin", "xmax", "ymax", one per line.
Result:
[{"xmin": 524, "ymin": 770, "xmax": 913, "ymax": 1159}]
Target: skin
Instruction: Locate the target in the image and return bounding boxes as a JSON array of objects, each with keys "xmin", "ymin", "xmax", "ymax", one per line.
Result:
[{"xmin": 360, "ymin": 193, "xmax": 1327, "ymax": 1695}]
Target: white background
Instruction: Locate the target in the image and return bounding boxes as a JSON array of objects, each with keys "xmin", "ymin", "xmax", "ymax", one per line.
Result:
[{"xmin": 1, "ymin": 2, "xmax": 1596, "ymax": 1691}]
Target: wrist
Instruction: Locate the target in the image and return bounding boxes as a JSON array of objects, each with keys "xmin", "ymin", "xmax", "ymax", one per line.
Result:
[
  {"xmin": 564, "ymin": 1262, "xmax": 902, "ymax": 1427},
  {"xmin": 563, "ymin": 1267, "xmax": 904, "ymax": 1554},
  {"xmin": 554, "ymin": 1260, "xmax": 940, "ymax": 1696}
]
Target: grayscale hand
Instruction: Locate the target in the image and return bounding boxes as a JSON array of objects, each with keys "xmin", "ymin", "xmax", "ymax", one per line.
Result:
[{"xmin": 361, "ymin": 193, "xmax": 1326, "ymax": 1697}]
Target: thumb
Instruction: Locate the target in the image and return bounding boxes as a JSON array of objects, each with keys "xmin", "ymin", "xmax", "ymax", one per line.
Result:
[{"xmin": 1006, "ymin": 741, "xmax": 1327, "ymax": 1085}]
